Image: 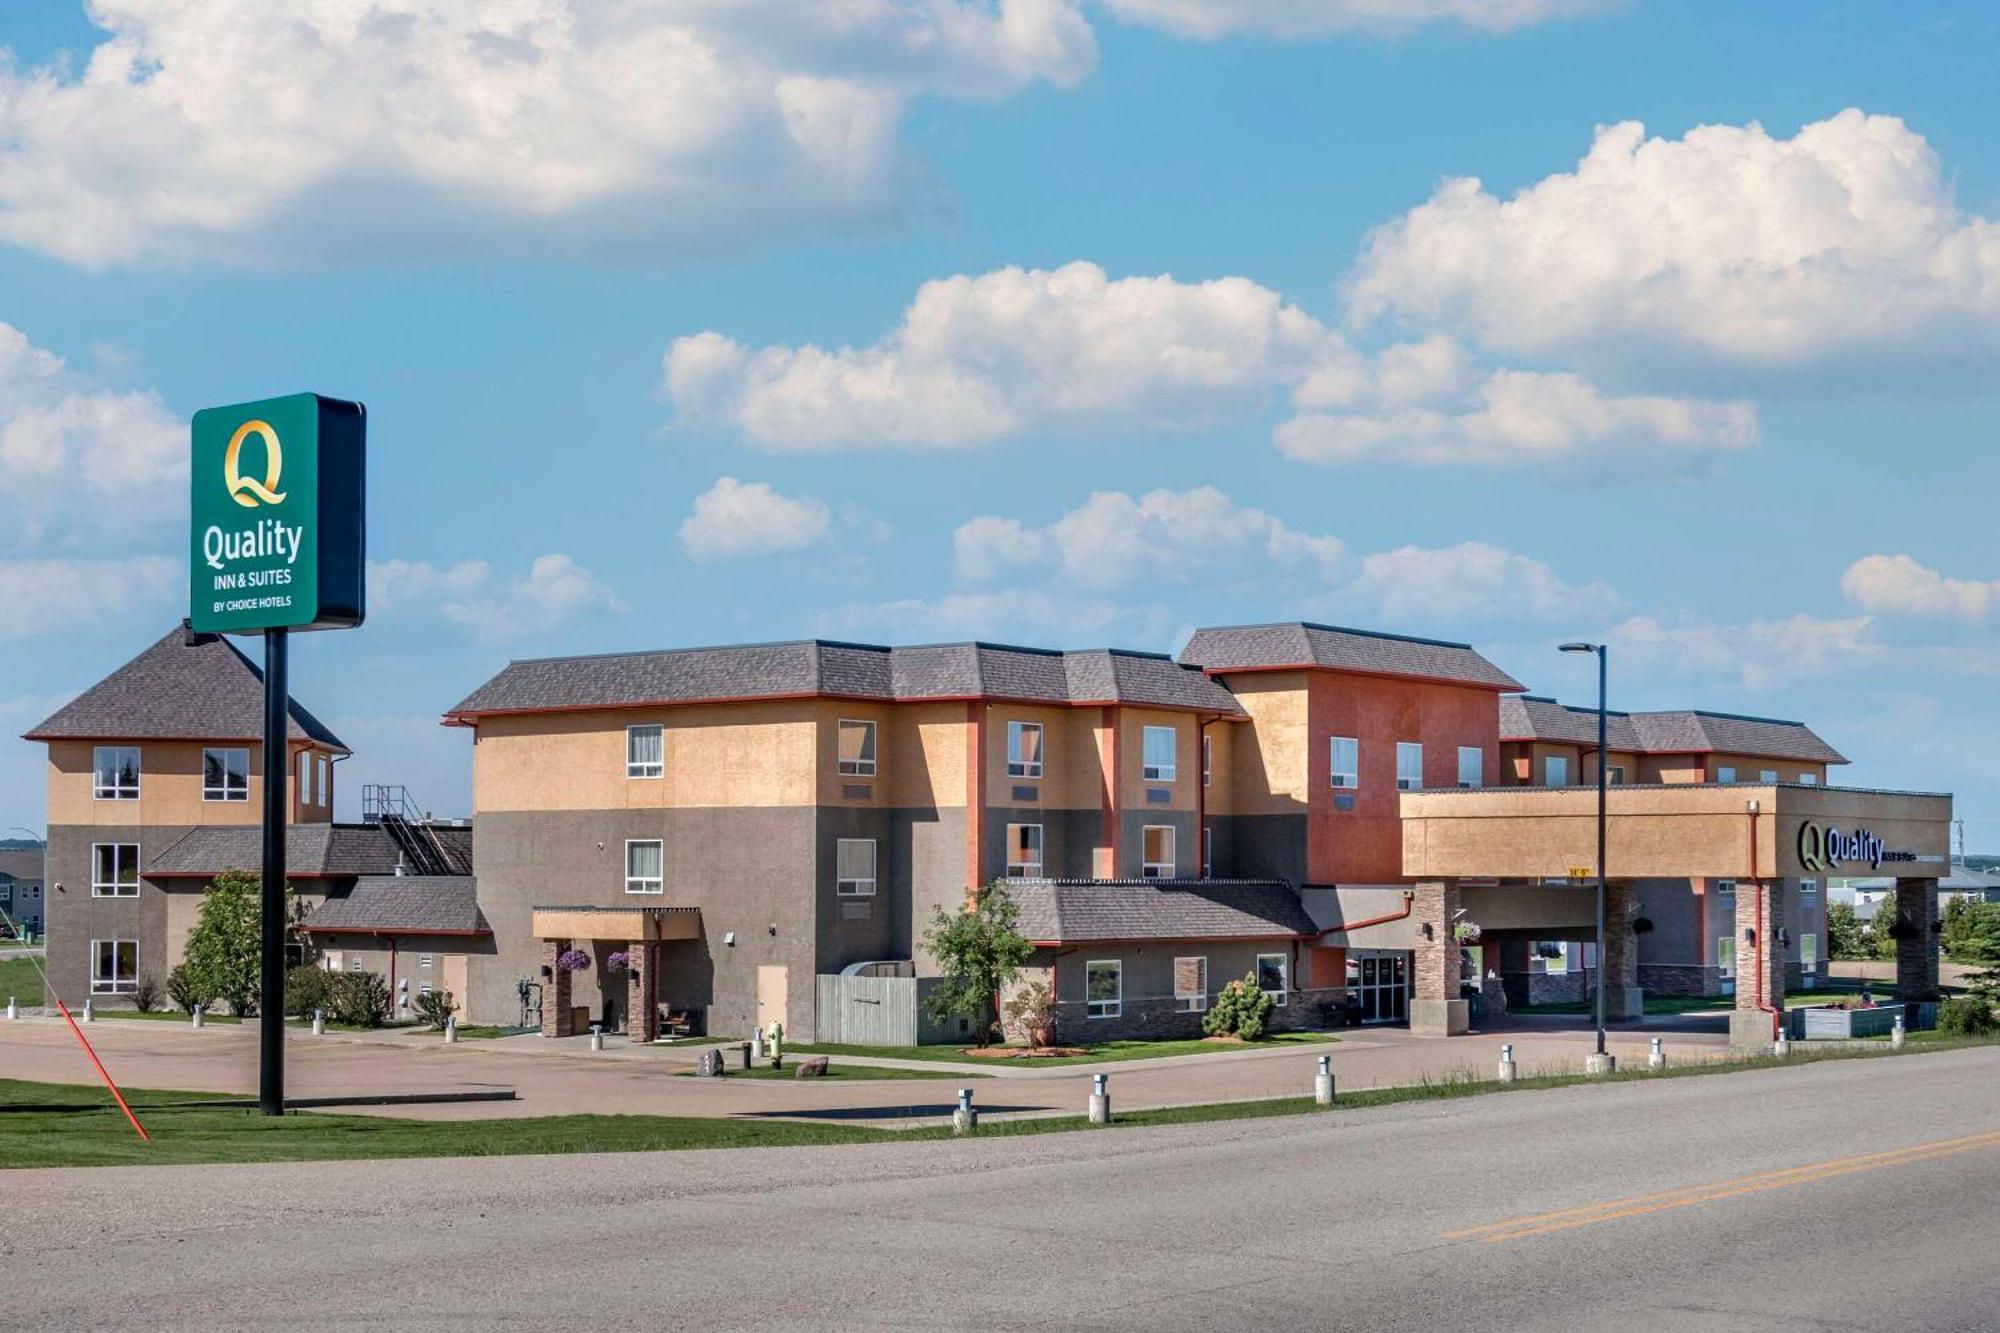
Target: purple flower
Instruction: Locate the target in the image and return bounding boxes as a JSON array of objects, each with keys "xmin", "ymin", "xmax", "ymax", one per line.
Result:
[
  {"xmin": 606, "ymin": 951, "xmax": 631, "ymax": 974},
  {"xmin": 556, "ymin": 949, "xmax": 592, "ymax": 973}
]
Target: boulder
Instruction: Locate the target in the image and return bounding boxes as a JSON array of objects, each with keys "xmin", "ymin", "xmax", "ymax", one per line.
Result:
[{"xmin": 794, "ymin": 1056, "xmax": 830, "ymax": 1079}]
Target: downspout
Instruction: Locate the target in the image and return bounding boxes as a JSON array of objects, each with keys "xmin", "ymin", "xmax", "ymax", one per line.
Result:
[
  {"xmin": 1747, "ymin": 808, "xmax": 1780, "ymax": 1040},
  {"xmin": 1334, "ymin": 890, "xmax": 1416, "ymax": 935},
  {"xmin": 1196, "ymin": 715, "xmax": 1218, "ymax": 880}
]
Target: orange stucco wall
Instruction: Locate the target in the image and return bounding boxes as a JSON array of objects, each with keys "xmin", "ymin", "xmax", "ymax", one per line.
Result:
[{"xmin": 46, "ymin": 739, "xmax": 328, "ymax": 827}]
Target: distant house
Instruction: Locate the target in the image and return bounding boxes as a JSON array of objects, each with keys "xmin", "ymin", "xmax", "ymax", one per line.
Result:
[
  {"xmin": 0, "ymin": 846, "xmax": 45, "ymax": 937},
  {"xmin": 1844, "ymin": 863, "xmax": 2000, "ymax": 920}
]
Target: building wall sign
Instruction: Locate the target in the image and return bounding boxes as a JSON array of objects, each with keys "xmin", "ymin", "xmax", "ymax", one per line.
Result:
[
  {"xmin": 1798, "ymin": 821, "xmax": 1915, "ymax": 872},
  {"xmin": 190, "ymin": 393, "xmax": 365, "ymax": 634}
]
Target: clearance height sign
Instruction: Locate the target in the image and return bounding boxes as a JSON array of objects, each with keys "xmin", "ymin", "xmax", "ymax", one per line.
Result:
[{"xmin": 189, "ymin": 393, "xmax": 366, "ymax": 634}]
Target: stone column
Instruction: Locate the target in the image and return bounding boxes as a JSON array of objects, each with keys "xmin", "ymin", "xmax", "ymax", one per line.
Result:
[
  {"xmin": 542, "ymin": 938, "xmax": 576, "ymax": 1038},
  {"xmin": 628, "ymin": 940, "xmax": 659, "ymax": 1042},
  {"xmin": 1728, "ymin": 879, "xmax": 1787, "ymax": 1048},
  {"xmin": 1892, "ymin": 878, "xmax": 1941, "ymax": 1001},
  {"xmin": 1410, "ymin": 880, "xmax": 1468, "ymax": 1036},
  {"xmin": 1599, "ymin": 882, "xmax": 1644, "ymax": 1022}
]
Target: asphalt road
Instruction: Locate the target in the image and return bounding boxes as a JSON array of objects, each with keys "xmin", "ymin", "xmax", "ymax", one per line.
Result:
[{"xmin": 6, "ymin": 1047, "xmax": 1997, "ymax": 1332}]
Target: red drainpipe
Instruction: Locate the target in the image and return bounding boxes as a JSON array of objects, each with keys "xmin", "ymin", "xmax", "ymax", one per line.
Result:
[
  {"xmin": 1748, "ymin": 810, "xmax": 1780, "ymax": 1040},
  {"xmin": 1337, "ymin": 890, "xmax": 1416, "ymax": 935}
]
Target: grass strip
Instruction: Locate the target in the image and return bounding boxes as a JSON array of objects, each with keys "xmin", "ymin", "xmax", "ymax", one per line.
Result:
[{"xmin": 788, "ymin": 1030, "xmax": 1340, "ymax": 1067}]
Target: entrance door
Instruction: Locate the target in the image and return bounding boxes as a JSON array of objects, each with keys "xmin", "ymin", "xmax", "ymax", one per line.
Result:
[
  {"xmin": 756, "ymin": 965, "xmax": 788, "ymax": 1035},
  {"xmin": 1354, "ymin": 952, "xmax": 1409, "ymax": 1024}
]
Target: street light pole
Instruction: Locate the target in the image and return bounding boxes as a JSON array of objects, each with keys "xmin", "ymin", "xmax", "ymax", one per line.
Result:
[{"xmin": 1561, "ymin": 641, "xmax": 1609, "ymax": 1058}]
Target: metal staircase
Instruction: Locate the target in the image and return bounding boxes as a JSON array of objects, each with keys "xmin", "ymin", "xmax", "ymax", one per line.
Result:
[{"xmin": 360, "ymin": 784, "xmax": 469, "ymax": 877}]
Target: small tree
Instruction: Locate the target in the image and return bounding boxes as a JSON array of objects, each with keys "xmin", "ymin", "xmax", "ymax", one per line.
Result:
[
  {"xmin": 412, "ymin": 988, "xmax": 457, "ymax": 1030},
  {"xmin": 923, "ymin": 881, "xmax": 1033, "ymax": 1047},
  {"xmin": 183, "ymin": 871, "xmax": 268, "ymax": 1015},
  {"xmin": 326, "ymin": 971, "xmax": 391, "ymax": 1027},
  {"xmin": 284, "ymin": 965, "xmax": 333, "ymax": 1018},
  {"xmin": 1202, "ymin": 974, "xmax": 1276, "ymax": 1041},
  {"xmin": 1826, "ymin": 902, "xmax": 1869, "ymax": 961},
  {"xmin": 165, "ymin": 964, "xmax": 209, "ymax": 1014}
]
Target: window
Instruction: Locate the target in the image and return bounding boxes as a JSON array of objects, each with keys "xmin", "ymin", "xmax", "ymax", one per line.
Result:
[
  {"xmin": 1759, "ymin": 769, "xmax": 1778, "ymax": 783},
  {"xmin": 1329, "ymin": 736, "xmax": 1358, "ymax": 789},
  {"xmin": 298, "ymin": 752, "xmax": 313, "ymax": 805},
  {"xmin": 1800, "ymin": 878, "xmax": 1819, "ymax": 898},
  {"xmin": 1086, "ymin": 960, "xmax": 1121, "ymax": 1018},
  {"xmin": 1005, "ymin": 823, "xmax": 1043, "ymax": 878},
  {"xmin": 1006, "ymin": 721, "xmax": 1043, "ymax": 779},
  {"xmin": 318, "ymin": 756, "xmax": 330, "ymax": 808},
  {"xmin": 1396, "ymin": 742, "xmax": 1423, "ymax": 791},
  {"xmin": 1202, "ymin": 733, "xmax": 1212, "ymax": 787},
  {"xmin": 1716, "ymin": 937, "xmax": 1735, "ymax": 977},
  {"xmin": 1714, "ymin": 878, "xmax": 1736, "ymax": 896},
  {"xmin": 626, "ymin": 724, "xmax": 663, "ymax": 779},
  {"xmin": 202, "ymin": 747, "xmax": 250, "ymax": 802},
  {"xmin": 836, "ymin": 719, "xmax": 876, "ymax": 777},
  {"xmin": 1256, "ymin": 953, "xmax": 1289, "ymax": 1007},
  {"xmin": 1545, "ymin": 755, "xmax": 1569, "ymax": 787},
  {"xmin": 1174, "ymin": 956, "xmax": 1208, "ymax": 1013},
  {"xmin": 1606, "ymin": 765, "xmax": 1627, "ymax": 785},
  {"xmin": 1799, "ymin": 773, "xmax": 1818, "ymax": 785},
  {"xmin": 836, "ymin": 838, "xmax": 876, "ymax": 896},
  {"xmin": 1202, "ymin": 824, "xmax": 1213, "ymax": 878},
  {"xmin": 92, "ymin": 844, "xmax": 139, "ymax": 898},
  {"xmin": 624, "ymin": 839, "xmax": 663, "ymax": 895},
  {"xmin": 1716, "ymin": 766, "xmax": 1737, "ymax": 784},
  {"xmin": 1800, "ymin": 933, "xmax": 1819, "ymax": 968},
  {"xmin": 91, "ymin": 939, "xmax": 138, "ymax": 995},
  {"xmin": 1457, "ymin": 746, "xmax": 1483, "ymax": 788},
  {"xmin": 92, "ymin": 746, "xmax": 139, "ymax": 801},
  {"xmin": 1141, "ymin": 726, "xmax": 1177, "ymax": 783},
  {"xmin": 1142, "ymin": 825, "xmax": 1175, "ymax": 879}
]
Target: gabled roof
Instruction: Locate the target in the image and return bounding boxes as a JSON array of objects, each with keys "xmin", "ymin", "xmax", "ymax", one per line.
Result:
[
  {"xmin": 144, "ymin": 824, "xmax": 472, "ymax": 879},
  {"xmin": 447, "ymin": 639, "xmax": 1244, "ymax": 719},
  {"xmin": 23, "ymin": 626, "xmax": 348, "ymax": 751},
  {"xmin": 0, "ymin": 850, "xmax": 44, "ymax": 883},
  {"xmin": 302, "ymin": 876, "xmax": 489, "ymax": 936},
  {"xmin": 1179, "ymin": 622, "xmax": 1523, "ymax": 692},
  {"xmin": 1502, "ymin": 697, "xmax": 1847, "ymax": 765},
  {"xmin": 1007, "ymin": 878, "xmax": 1318, "ymax": 945}
]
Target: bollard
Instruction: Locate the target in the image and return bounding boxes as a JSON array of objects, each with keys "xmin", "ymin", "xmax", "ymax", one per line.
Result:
[
  {"xmin": 589, "ymin": 1023, "xmax": 604, "ymax": 1053},
  {"xmin": 1585, "ymin": 1051, "xmax": 1614, "ymax": 1076},
  {"xmin": 1089, "ymin": 1072, "xmax": 1111, "ymax": 1125},
  {"xmin": 952, "ymin": 1086, "xmax": 977, "ymax": 1136},
  {"xmin": 1648, "ymin": 1036, "xmax": 1665, "ymax": 1071},
  {"xmin": 1498, "ymin": 1042, "xmax": 1516, "ymax": 1084},
  {"xmin": 311, "ymin": 1008, "xmax": 325, "ymax": 1036},
  {"xmin": 444, "ymin": 1016, "xmax": 457, "ymax": 1044},
  {"xmin": 1773, "ymin": 1032, "xmax": 1790, "ymax": 1058},
  {"xmin": 738, "ymin": 1042, "xmax": 752, "ymax": 1071},
  {"xmin": 5, "ymin": 997, "xmax": 15, "ymax": 1021},
  {"xmin": 1892, "ymin": 1013, "xmax": 1907, "ymax": 1049},
  {"xmin": 82, "ymin": 999, "xmax": 93, "ymax": 1023},
  {"xmin": 750, "ymin": 1028, "xmax": 766, "ymax": 1060},
  {"xmin": 191, "ymin": 1004, "xmax": 204, "ymax": 1030},
  {"xmin": 1315, "ymin": 1053, "xmax": 1335, "ymax": 1106}
]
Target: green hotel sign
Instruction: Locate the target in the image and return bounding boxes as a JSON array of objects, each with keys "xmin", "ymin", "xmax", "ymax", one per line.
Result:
[{"xmin": 189, "ymin": 393, "xmax": 366, "ymax": 634}]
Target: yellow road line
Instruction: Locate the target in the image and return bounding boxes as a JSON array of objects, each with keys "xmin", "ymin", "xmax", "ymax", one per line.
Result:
[{"xmin": 1447, "ymin": 1130, "xmax": 2000, "ymax": 1244}]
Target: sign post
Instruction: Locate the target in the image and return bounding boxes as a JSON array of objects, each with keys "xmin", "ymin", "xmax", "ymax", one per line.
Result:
[{"xmin": 191, "ymin": 393, "xmax": 364, "ymax": 1115}]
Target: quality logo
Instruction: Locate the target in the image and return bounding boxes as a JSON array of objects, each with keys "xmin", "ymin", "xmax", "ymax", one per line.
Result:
[{"xmin": 223, "ymin": 419, "xmax": 286, "ymax": 508}]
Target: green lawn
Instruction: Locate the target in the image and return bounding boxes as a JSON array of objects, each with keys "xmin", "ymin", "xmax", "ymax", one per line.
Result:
[
  {"xmin": 1512, "ymin": 994, "xmax": 1732, "ymax": 1017},
  {"xmin": 788, "ymin": 1030, "xmax": 1340, "ymax": 1068},
  {"xmin": 93, "ymin": 1008, "xmax": 242, "ymax": 1024},
  {"xmin": 674, "ymin": 1061, "xmax": 974, "ymax": 1081},
  {"xmin": 0, "ymin": 955, "xmax": 45, "ymax": 1005}
]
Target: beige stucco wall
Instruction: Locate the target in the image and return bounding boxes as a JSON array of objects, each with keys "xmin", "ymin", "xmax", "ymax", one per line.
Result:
[
  {"xmin": 47, "ymin": 739, "xmax": 328, "ymax": 827},
  {"xmin": 1218, "ymin": 672, "xmax": 1309, "ymax": 814}
]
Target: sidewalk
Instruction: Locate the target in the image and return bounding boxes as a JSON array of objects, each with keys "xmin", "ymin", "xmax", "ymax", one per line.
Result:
[{"xmin": 0, "ymin": 1013, "xmax": 1729, "ymax": 1128}]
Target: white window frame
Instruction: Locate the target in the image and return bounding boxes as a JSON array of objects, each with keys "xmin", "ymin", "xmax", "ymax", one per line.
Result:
[
  {"xmin": 836, "ymin": 838, "xmax": 877, "ymax": 897},
  {"xmin": 92, "ymin": 745, "xmax": 139, "ymax": 801},
  {"xmin": 1329, "ymin": 736, "xmax": 1358, "ymax": 789},
  {"xmin": 1606, "ymin": 764, "xmax": 1627, "ymax": 785},
  {"xmin": 202, "ymin": 746, "xmax": 250, "ymax": 803},
  {"xmin": 1256, "ymin": 952, "xmax": 1290, "ymax": 1008},
  {"xmin": 1396, "ymin": 741, "xmax": 1423, "ymax": 792},
  {"xmin": 1141, "ymin": 825, "xmax": 1175, "ymax": 879},
  {"xmin": 298, "ymin": 752, "xmax": 313, "ymax": 806},
  {"xmin": 1202, "ymin": 734, "xmax": 1212, "ymax": 787},
  {"xmin": 623, "ymin": 839, "xmax": 664, "ymax": 895},
  {"xmin": 1085, "ymin": 959, "xmax": 1122, "ymax": 1018},
  {"xmin": 625, "ymin": 724, "xmax": 664, "ymax": 779},
  {"xmin": 1174, "ymin": 955, "xmax": 1208, "ymax": 1013},
  {"xmin": 1545, "ymin": 754, "xmax": 1569, "ymax": 788},
  {"xmin": 1714, "ymin": 878, "xmax": 1736, "ymax": 896},
  {"xmin": 1800, "ymin": 878, "xmax": 1818, "ymax": 898},
  {"xmin": 318, "ymin": 755, "xmax": 330, "ymax": 808},
  {"xmin": 1005, "ymin": 823, "xmax": 1043, "ymax": 878},
  {"xmin": 91, "ymin": 843, "xmax": 140, "ymax": 898},
  {"xmin": 1716, "ymin": 936, "xmax": 1736, "ymax": 977},
  {"xmin": 90, "ymin": 938, "xmax": 139, "ymax": 995},
  {"xmin": 836, "ymin": 719, "xmax": 877, "ymax": 778},
  {"xmin": 1141, "ymin": 725, "xmax": 1177, "ymax": 783},
  {"xmin": 1202, "ymin": 824, "xmax": 1213, "ymax": 878},
  {"xmin": 1006, "ymin": 721, "xmax": 1043, "ymax": 779},
  {"xmin": 1457, "ymin": 746, "xmax": 1482, "ymax": 788}
]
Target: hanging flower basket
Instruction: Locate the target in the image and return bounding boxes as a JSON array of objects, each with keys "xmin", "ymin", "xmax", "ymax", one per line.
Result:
[
  {"xmin": 556, "ymin": 949, "xmax": 592, "ymax": 973},
  {"xmin": 606, "ymin": 950, "xmax": 631, "ymax": 974},
  {"xmin": 1452, "ymin": 921, "xmax": 1482, "ymax": 945},
  {"xmin": 1633, "ymin": 915, "xmax": 1656, "ymax": 935}
]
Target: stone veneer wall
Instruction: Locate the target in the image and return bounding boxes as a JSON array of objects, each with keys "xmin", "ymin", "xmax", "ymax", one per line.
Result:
[
  {"xmin": 1638, "ymin": 963, "xmax": 1725, "ymax": 997},
  {"xmin": 1049, "ymin": 986, "xmax": 1351, "ymax": 1043}
]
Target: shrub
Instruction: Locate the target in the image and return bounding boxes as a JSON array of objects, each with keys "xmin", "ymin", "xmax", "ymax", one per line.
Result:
[
  {"xmin": 1935, "ymin": 996, "xmax": 1998, "ymax": 1037},
  {"xmin": 325, "ymin": 970, "xmax": 391, "ymax": 1027},
  {"xmin": 284, "ymin": 965, "xmax": 333, "ymax": 1018},
  {"xmin": 165, "ymin": 964, "xmax": 209, "ymax": 1014},
  {"xmin": 1002, "ymin": 981, "xmax": 1056, "ymax": 1046},
  {"xmin": 412, "ymin": 988, "xmax": 457, "ymax": 1030},
  {"xmin": 132, "ymin": 975, "xmax": 161, "ymax": 1013},
  {"xmin": 1202, "ymin": 974, "xmax": 1276, "ymax": 1041}
]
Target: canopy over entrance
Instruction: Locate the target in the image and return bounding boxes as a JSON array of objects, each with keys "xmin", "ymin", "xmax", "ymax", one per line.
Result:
[{"xmin": 531, "ymin": 904, "xmax": 702, "ymax": 942}]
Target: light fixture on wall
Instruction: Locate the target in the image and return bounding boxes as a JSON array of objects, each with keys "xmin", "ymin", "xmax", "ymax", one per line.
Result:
[
  {"xmin": 722, "ymin": 931, "xmax": 736, "ymax": 947},
  {"xmin": 768, "ymin": 923, "xmax": 777, "ymax": 937}
]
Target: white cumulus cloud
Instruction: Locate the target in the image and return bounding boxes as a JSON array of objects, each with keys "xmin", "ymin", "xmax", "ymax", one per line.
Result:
[
  {"xmin": 0, "ymin": 322, "xmax": 183, "ymax": 546},
  {"xmin": 1602, "ymin": 613, "xmax": 1883, "ymax": 691},
  {"xmin": 0, "ymin": 556, "xmax": 179, "ymax": 639},
  {"xmin": 679, "ymin": 477, "xmax": 833, "ymax": 561},
  {"xmin": 816, "ymin": 588, "xmax": 1134, "ymax": 642},
  {"xmin": 367, "ymin": 553, "xmax": 623, "ymax": 640},
  {"xmin": 0, "ymin": 0, "xmax": 1097, "ymax": 268},
  {"xmin": 1338, "ymin": 541, "xmax": 1619, "ymax": 623},
  {"xmin": 1841, "ymin": 554, "xmax": 1998, "ymax": 623},
  {"xmin": 1102, "ymin": 0, "xmax": 1608, "ymax": 39},
  {"xmin": 1346, "ymin": 109, "xmax": 2000, "ymax": 380}
]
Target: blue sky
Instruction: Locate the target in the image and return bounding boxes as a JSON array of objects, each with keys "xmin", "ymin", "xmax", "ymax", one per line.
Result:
[{"xmin": 2, "ymin": 1, "xmax": 1996, "ymax": 845}]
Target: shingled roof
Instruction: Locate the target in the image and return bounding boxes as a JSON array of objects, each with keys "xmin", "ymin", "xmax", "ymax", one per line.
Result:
[
  {"xmin": 144, "ymin": 824, "xmax": 472, "ymax": 879},
  {"xmin": 303, "ymin": 876, "xmax": 489, "ymax": 936},
  {"xmin": 1501, "ymin": 696, "xmax": 1846, "ymax": 765},
  {"xmin": 448, "ymin": 640, "xmax": 1244, "ymax": 718},
  {"xmin": 1500, "ymin": 696, "xmax": 1643, "ymax": 749},
  {"xmin": 23, "ymin": 626, "xmax": 348, "ymax": 751},
  {"xmin": 1179, "ymin": 622, "xmax": 1523, "ymax": 691},
  {"xmin": 1008, "ymin": 879, "xmax": 1318, "ymax": 945}
]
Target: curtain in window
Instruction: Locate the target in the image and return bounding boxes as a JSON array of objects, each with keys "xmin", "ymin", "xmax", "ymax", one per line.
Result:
[
  {"xmin": 627, "ymin": 840, "xmax": 662, "ymax": 881},
  {"xmin": 628, "ymin": 726, "xmax": 663, "ymax": 771}
]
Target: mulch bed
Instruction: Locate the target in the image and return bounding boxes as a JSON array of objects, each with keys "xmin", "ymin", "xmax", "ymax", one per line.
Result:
[{"xmin": 958, "ymin": 1045, "xmax": 1092, "ymax": 1060}]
